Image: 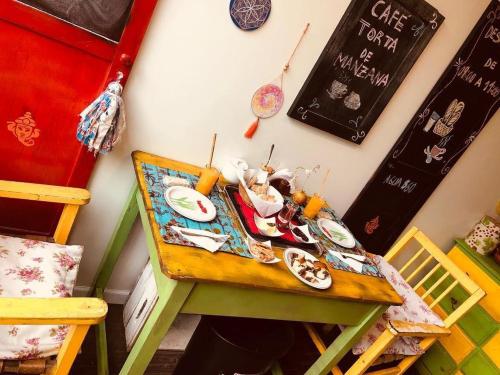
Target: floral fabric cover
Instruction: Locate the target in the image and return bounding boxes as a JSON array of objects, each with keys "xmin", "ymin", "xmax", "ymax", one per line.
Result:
[
  {"xmin": 465, "ymin": 216, "xmax": 500, "ymax": 255},
  {"xmin": 0, "ymin": 235, "xmax": 83, "ymax": 360},
  {"xmin": 352, "ymin": 255, "xmax": 445, "ymax": 356}
]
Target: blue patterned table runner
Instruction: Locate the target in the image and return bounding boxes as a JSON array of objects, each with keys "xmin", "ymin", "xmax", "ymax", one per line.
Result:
[
  {"xmin": 301, "ymin": 208, "xmax": 382, "ymax": 278},
  {"xmin": 141, "ymin": 162, "xmax": 251, "ymax": 258}
]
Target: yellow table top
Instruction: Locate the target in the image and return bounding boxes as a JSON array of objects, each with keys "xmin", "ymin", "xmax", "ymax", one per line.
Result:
[{"xmin": 133, "ymin": 150, "xmax": 402, "ymax": 306}]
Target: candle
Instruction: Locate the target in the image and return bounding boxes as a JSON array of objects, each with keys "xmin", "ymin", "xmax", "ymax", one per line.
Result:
[
  {"xmin": 303, "ymin": 194, "xmax": 325, "ymax": 219},
  {"xmin": 196, "ymin": 167, "xmax": 220, "ymax": 196}
]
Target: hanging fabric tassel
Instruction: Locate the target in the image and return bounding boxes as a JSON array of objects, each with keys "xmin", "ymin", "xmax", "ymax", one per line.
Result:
[
  {"xmin": 76, "ymin": 72, "xmax": 126, "ymax": 155},
  {"xmin": 244, "ymin": 118, "xmax": 260, "ymax": 138}
]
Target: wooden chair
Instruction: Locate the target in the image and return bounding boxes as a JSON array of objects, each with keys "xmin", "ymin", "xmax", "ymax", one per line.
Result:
[
  {"xmin": 305, "ymin": 227, "xmax": 485, "ymax": 375},
  {"xmin": 0, "ymin": 180, "xmax": 108, "ymax": 375}
]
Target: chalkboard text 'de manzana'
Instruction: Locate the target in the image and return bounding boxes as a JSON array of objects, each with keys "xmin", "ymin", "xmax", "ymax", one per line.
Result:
[{"xmin": 333, "ymin": 1, "xmax": 412, "ymax": 88}]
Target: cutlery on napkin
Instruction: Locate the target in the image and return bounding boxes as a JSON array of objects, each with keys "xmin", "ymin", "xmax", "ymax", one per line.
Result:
[
  {"xmin": 171, "ymin": 226, "xmax": 229, "ymax": 253},
  {"xmin": 328, "ymin": 250, "xmax": 366, "ymax": 273}
]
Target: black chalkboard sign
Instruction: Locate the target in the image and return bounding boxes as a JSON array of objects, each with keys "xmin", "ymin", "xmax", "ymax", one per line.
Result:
[
  {"xmin": 343, "ymin": 0, "xmax": 500, "ymax": 254},
  {"xmin": 288, "ymin": 0, "xmax": 444, "ymax": 144},
  {"xmin": 18, "ymin": 0, "xmax": 133, "ymax": 42}
]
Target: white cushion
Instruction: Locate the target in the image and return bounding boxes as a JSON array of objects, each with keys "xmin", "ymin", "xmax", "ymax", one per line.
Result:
[
  {"xmin": 0, "ymin": 235, "xmax": 83, "ymax": 360},
  {"xmin": 352, "ymin": 255, "xmax": 444, "ymax": 356}
]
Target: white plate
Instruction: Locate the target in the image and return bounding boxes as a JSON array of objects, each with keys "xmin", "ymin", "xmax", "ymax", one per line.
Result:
[
  {"xmin": 164, "ymin": 186, "xmax": 216, "ymax": 222},
  {"xmin": 253, "ymin": 214, "xmax": 285, "ymax": 237},
  {"xmin": 317, "ymin": 219, "xmax": 356, "ymax": 248},
  {"xmin": 284, "ymin": 248, "xmax": 332, "ymax": 290}
]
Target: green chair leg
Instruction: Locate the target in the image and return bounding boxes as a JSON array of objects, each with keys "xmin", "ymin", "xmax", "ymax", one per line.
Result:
[
  {"xmin": 271, "ymin": 361, "xmax": 284, "ymax": 375},
  {"xmin": 305, "ymin": 305, "xmax": 386, "ymax": 375}
]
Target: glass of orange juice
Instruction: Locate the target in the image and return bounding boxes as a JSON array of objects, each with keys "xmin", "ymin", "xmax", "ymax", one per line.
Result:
[
  {"xmin": 303, "ymin": 193, "xmax": 325, "ymax": 219},
  {"xmin": 195, "ymin": 167, "xmax": 220, "ymax": 196}
]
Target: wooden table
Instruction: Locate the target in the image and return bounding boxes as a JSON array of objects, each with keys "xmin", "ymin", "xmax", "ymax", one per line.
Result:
[{"xmin": 93, "ymin": 151, "xmax": 402, "ymax": 375}]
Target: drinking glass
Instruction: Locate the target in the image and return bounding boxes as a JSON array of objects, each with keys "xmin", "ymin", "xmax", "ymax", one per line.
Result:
[
  {"xmin": 303, "ymin": 194, "xmax": 325, "ymax": 219},
  {"xmin": 277, "ymin": 201, "xmax": 299, "ymax": 230},
  {"xmin": 195, "ymin": 167, "xmax": 220, "ymax": 196}
]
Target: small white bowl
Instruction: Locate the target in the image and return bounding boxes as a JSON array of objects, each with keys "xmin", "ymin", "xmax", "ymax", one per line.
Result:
[
  {"xmin": 289, "ymin": 223, "xmax": 318, "ymax": 244},
  {"xmin": 253, "ymin": 214, "xmax": 285, "ymax": 237}
]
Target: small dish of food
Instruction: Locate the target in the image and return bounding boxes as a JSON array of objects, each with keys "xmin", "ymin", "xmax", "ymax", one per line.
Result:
[
  {"xmin": 238, "ymin": 169, "xmax": 284, "ymax": 217},
  {"xmin": 246, "ymin": 237, "xmax": 280, "ymax": 264},
  {"xmin": 254, "ymin": 214, "xmax": 285, "ymax": 237},
  {"xmin": 284, "ymin": 248, "xmax": 331, "ymax": 289},
  {"xmin": 289, "ymin": 223, "xmax": 318, "ymax": 244}
]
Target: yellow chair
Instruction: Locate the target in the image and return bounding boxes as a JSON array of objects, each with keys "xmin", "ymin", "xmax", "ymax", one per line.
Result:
[
  {"xmin": 306, "ymin": 227, "xmax": 485, "ymax": 375},
  {"xmin": 0, "ymin": 180, "xmax": 107, "ymax": 375}
]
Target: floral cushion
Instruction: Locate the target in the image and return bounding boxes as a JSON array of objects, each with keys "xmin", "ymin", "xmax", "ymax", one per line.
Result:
[
  {"xmin": 0, "ymin": 235, "xmax": 83, "ymax": 360},
  {"xmin": 352, "ymin": 255, "xmax": 444, "ymax": 356}
]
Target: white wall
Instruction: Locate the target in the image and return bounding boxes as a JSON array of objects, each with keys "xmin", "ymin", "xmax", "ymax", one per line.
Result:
[{"xmin": 71, "ymin": 0, "xmax": 499, "ymax": 294}]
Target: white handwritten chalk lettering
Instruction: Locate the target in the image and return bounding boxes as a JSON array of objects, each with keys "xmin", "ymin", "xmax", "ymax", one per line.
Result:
[
  {"xmin": 334, "ymin": 52, "xmax": 390, "ymax": 87},
  {"xmin": 457, "ymin": 65, "xmax": 476, "ymax": 84},
  {"xmin": 484, "ymin": 25, "xmax": 500, "ymax": 43},
  {"xmin": 484, "ymin": 58, "xmax": 497, "ymax": 70},
  {"xmin": 483, "ymin": 80, "xmax": 500, "ymax": 98},
  {"xmin": 360, "ymin": 48, "xmax": 374, "ymax": 63},
  {"xmin": 371, "ymin": 0, "xmax": 410, "ymax": 32},
  {"xmin": 358, "ymin": 18, "xmax": 399, "ymax": 53},
  {"xmin": 383, "ymin": 174, "xmax": 417, "ymax": 193}
]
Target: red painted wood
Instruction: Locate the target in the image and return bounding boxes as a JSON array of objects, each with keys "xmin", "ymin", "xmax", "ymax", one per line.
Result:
[
  {"xmin": 0, "ymin": 1, "xmax": 115, "ymax": 60},
  {"xmin": 0, "ymin": 0, "xmax": 158, "ymax": 237}
]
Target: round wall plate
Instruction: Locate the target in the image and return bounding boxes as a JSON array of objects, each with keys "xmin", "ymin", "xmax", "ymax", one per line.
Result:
[{"xmin": 229, "ymin": 0, "xmax": 272, "ymax": 31}]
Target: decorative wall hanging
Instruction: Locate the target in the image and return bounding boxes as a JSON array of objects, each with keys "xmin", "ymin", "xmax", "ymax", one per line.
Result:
[
  {"xmin": 288, "ymin": 0, "xmax": 444, "ymax": 144},
  {"xmin": 76, "ymin": 72, "xmax": 126, "ymax": 155},
  {"xmin": 6, "ymin": 112, "xmax": 40, "ymax": 147},
  {"xmin": 343, "ymin": 0, "xmax": 500, "ymax": 254},
  {"xmin": 244, "ymin": 23, "xmax": 310, "ymax": 138},
  {"xmin": 229, "ymin": 0, "xmax": 271, "ymax": 31}
]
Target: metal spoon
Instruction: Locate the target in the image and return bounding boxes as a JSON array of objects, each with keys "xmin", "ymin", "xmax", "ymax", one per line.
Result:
[{"xmin": 264, "ymin": 144, "xmax": 275, "ymax": 169}]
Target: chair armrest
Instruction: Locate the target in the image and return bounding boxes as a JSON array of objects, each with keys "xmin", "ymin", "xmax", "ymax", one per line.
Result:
[
  {"xmin": 0, "ymin": 180, "xmax": 90, "ymax": 205},
  {"xmin": 388, "ymin": 320, "xmax": 450, "ymax": 337},
  {"xmin": 0, "ymin": 298, "xmax": 107, "ymax": 325}
]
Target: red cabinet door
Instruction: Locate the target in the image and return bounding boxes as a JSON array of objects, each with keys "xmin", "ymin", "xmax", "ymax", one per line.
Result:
[{"xmin": 0, "ymin": 0, "xmax": 157, "ymax": 237}]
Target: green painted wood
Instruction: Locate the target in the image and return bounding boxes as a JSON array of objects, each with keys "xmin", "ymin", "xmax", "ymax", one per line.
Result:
[
  {"xmin": 424, "ymin": 269, "xmax": 497, "ymax": 345},
  {"xmin": 95, "ymin": 287, "xmax": 109, "ymax": 375},
  {"xmin": 418, "ymin": 342, "xmax": 456, "ymax": 374},
  {"xmin": 92, "ymin": 183, "xmax": 139, "ymax": 292},
  {"xmin": 461, "ymin": 349, "xmax": 500, "ymax": 375},
  {"xmin": 181, "ymin": 282, "xmax": 375, "ymax": 325},
  {"xmin": 135, "ymin": 189, "xmax": 170, "ymax": 291},
  {"xmin": 415, "ymin": 361, "xmax": 433, "ymax": 375},
  {"xmin": 119, "ymin": 277, "xmax": 195, "ymax": 375},
  {"xmin": 455, "ymin": 239, "xmax": 500, "ymax": 285},
  {"xmin": 305, "ymin": 304, "xmax": 386, "ymax": 375}
]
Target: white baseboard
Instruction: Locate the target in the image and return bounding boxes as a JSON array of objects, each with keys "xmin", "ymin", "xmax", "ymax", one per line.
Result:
[{"xmin": 73, "ymin": 286, "xmax": 130, "ymax": 304}]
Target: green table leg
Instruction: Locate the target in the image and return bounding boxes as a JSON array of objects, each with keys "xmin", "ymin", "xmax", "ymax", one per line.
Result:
[
  {"xmin": 93, "ymin": 183, "xmax": 140, "ymax": 375},
  {"xmin": 118, "ymin": 278, "xmax": 194, "ymax": 375},
  {"xmin": 305, "ymin": 304, "xmax": 386, "ymax": 375}
]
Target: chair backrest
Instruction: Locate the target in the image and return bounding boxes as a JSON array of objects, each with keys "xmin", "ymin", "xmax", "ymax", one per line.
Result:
[
  {"xmin": 385, "ymin": 227, "xmax": 485, "ymax": 328},
  {"xmin": 0, "ymin": 180, "xmax": 90, "ymax": 245}
]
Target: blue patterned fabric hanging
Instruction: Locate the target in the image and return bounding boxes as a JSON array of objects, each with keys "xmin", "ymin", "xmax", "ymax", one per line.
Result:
[{"xmin": 76, "ymin": 79, "xmax": 126, "ymax": 155}]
